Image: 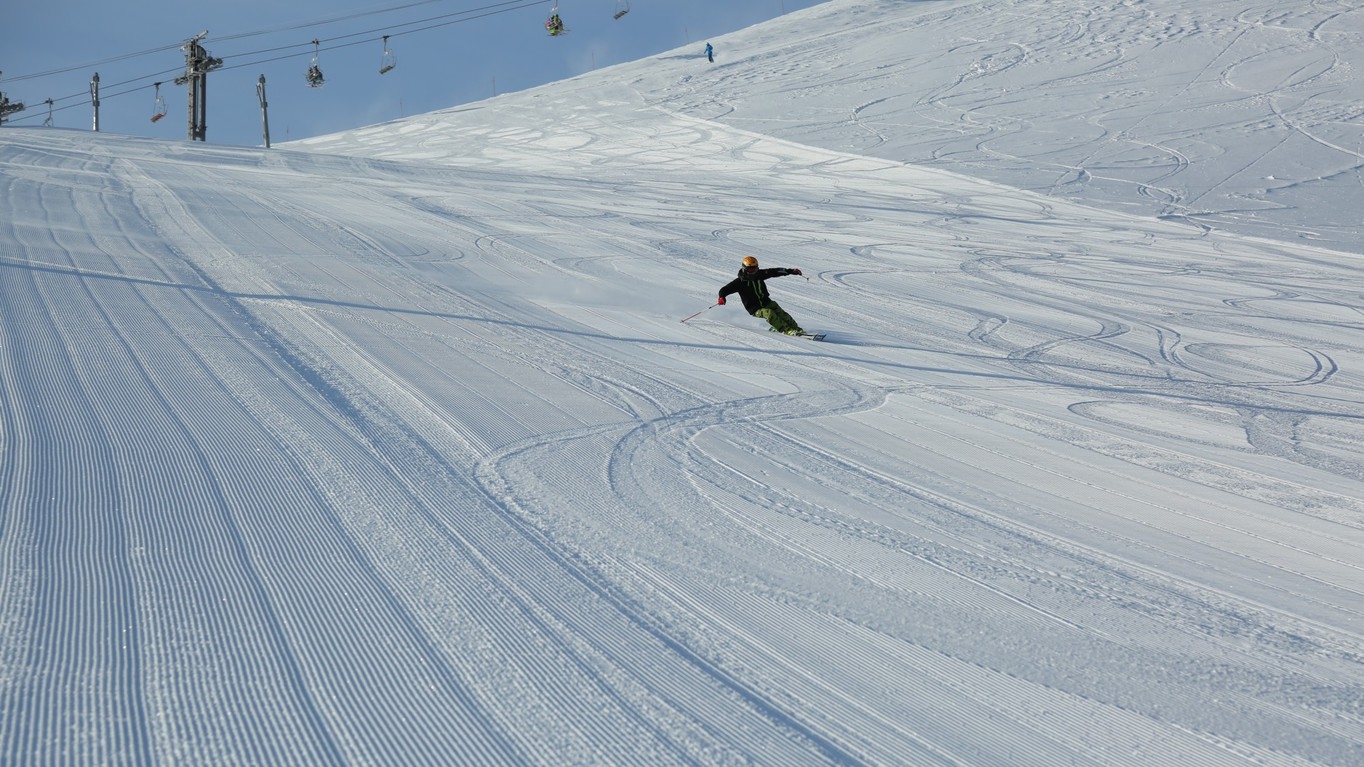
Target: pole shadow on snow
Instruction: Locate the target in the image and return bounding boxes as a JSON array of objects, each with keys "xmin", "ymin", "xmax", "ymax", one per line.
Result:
[{"xmin": 5, "ymin": 257, "xmax": 1361, "ymax": 423}]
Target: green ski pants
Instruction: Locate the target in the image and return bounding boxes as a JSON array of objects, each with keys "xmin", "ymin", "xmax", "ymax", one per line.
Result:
[{"xmin": 753, "ymin": 303, "xmax": 802, "ymax": 335}]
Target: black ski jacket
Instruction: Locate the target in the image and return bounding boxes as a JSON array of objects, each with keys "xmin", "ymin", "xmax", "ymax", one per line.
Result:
[{"xmin": 719, "ymin": 267, "xmax": 799, "ymax": 314}]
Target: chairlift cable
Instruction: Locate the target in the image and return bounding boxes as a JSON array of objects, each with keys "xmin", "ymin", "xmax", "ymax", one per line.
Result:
[
  {"xmin": 5, "ymin": 0, "xmax": 535, "ymax": 85},
  {"xmin": 217, "ymin": 0, "xmax": 542, "ymax": 76},
  {"xmin": 4, "ymin": 0, "xmax": 550, "ymax": 124},
  {"xmin": 2, "ymin": 44, "xmax": 183, "ymax": 83}
]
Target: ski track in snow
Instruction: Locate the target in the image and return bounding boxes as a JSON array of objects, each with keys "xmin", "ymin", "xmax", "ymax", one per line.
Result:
[{"xmin": 5, "ymin": 0, "xmax": 1364, "ymax": 764}]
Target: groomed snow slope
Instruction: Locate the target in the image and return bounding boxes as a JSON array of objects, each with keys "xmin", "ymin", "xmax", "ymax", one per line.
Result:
[{"xmin": 3, "ymin": 0, "xmax": 1364, "ymax": 764}]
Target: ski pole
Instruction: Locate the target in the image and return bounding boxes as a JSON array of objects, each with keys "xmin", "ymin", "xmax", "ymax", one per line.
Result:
[{"xmin": 680, "ymin": 302, "xmax": 718, "ymax": 323}]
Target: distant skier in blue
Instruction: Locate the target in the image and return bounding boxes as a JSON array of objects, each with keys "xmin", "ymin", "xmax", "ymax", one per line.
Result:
[{"xmin": 705, "ymin": 43, "xmax": 714, "ymax": 63}]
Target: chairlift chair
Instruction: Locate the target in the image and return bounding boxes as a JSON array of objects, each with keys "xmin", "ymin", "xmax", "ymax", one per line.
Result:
[
  {"xmin": 546, "ymin": 2, "xmax": 566, "ymax": 36},
  {"xmin": 614, "ymin": 0, "xmax": 629, "ymax": 20},
  {"xmin": 306, "ymin": 39, "xmax": 325, "ymax": 87},
  {"xmin": 150, "ymin": 82, "xmax": 167, "ymax": 122},
  {"xmin": 379, "ymin": 35, "xmax": 396, "ymax": 75}
]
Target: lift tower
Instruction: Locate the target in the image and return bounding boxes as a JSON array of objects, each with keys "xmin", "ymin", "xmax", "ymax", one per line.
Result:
[{"xmin": 174, "ymin": 32, "xmax": 222, "ymax": 141}]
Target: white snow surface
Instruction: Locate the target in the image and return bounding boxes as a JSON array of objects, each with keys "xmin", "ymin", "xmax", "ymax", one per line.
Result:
[{"xmin": 4, "ymin": 1, "xmax": 1364, "ymax": 764}]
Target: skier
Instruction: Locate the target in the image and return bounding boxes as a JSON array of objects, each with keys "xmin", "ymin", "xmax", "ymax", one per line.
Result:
[
  {"xmin": 717, "ymin": 256, "xmax": 806, "ymax": 335},
  {"xmin": 705, "ymin": 43, "xmax": 714, "ymax": 63}
]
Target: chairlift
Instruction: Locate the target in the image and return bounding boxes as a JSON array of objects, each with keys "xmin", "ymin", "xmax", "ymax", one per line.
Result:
[
  {"xmin": 306, "ymin": 39, "xmax": 325, "ymax": 88},
  {"xmin": 379, "ymin": 35, "xmax": 396, "ymax": 75},
  {"xmin": 614, "ymin": 0, "xmax": 629, "ymax": 20},
  {"xmin": 150, "ymin": 82, "xmax": 167, "ymax": 122},
  {"xmin": 44, "ymin": 98, "xmax": 55, "ymax": 127},
  {"xmin": 546, "ymin": 3, "xmax": 566, "ymax": 36}
]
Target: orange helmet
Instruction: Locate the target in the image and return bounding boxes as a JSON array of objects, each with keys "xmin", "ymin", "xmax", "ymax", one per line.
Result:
[{"xmin": 741, "ymin": 256, "xmax": 759, "ymax": 269}]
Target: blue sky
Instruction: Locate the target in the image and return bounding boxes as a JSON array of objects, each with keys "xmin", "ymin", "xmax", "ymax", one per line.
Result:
[{"xmin": 3, "ymin": 0, "xmax": 824, "ymax": 146}]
